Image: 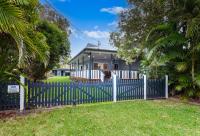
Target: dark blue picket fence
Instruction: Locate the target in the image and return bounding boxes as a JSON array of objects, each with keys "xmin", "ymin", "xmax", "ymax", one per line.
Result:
[
  {"xmin": 147, "ymin": 78, "xmax": 165, "ymax": 99},
  {"xmin": 0, "ymin": 82, "xmax": 20, "ymax": 110},
  {"xmin": 117, "ymin": 79, "xmax": 144, "ymax": 100},
  {"xmin": 26, "ymin": 78, "xmax": 166, "ymax": 109},
  {"xmin": 26, "ymin": 80, "xmax": 113, "ymax": 109},
  {"xmin": 0, "ymin": 77, "xmax": 166, "ymax": 111}
]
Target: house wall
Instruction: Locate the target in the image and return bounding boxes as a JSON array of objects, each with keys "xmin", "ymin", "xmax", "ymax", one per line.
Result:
[
  {"xmin": 70, "ymin": 54, "xmax": 140, "ymax": 71},
  {"xmin": 73, "ymin": 59, "xmax": 139, "ymax": 71}
]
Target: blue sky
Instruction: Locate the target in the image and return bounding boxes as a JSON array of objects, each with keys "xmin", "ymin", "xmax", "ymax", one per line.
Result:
[{"xmin": 41, "ymin": 0, "xmax": 128, "ymax": 57}]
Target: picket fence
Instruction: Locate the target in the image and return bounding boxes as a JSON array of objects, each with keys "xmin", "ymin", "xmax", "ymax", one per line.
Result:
[
  {"xmin": 0, "ymin": 82, "xmax": 20, "ymax": 110},
  {"xmin": 0, "ymin": 75, "xmax": 168, "ymax": 111}
]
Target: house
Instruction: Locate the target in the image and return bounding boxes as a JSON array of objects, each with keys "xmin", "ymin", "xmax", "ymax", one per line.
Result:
[
  {"xmin": 68, "ymin": 43, "xmax": 140, "ymax": 81},
  {"xmin": 52, "ymin": 68, "xmax": 71, "ymax": 76}
]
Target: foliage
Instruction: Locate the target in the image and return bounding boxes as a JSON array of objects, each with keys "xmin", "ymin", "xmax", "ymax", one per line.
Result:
[
  {"xmin": 0, "ymin": 0, "xmax": 49, "ymax": 82},
  {"xmin": 0, "ymin": 0, "xmax": 70, "ymax": 81},
  {"xmin": 39, "ymin": 4, "xmax": 70, "ymax": 33},
  {"xmin": 0, "ymin": 33, "xmax": 19, "ymax": 81},
  {"xmin": 24, "ymin": 21, "xmax": 70, "ymax": 80},
  {"xmin": 110, "ymin": 0, "xmax": 200, "ymax": 98},
  {"xmin": 0, "ymin": 0, "xmax": 48, "ymax": 66}
]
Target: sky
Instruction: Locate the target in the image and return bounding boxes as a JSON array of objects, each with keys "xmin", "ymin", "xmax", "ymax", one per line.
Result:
[{"xmin": 41, "ymin": 0, "xmax": 128, "ymax": 57}]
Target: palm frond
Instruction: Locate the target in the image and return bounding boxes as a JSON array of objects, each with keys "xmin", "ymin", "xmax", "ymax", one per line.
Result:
[
  {"xmin": 0, "ymin": 0, "xmax": 49, "ymax": 66},
  {"xmin": 9, "ymin": 0, "xmax": 29, "ymax": 5},
  {"xmin": 146, "ymin": 23, "xmax": 173, "ymax": 42},
  {"xmin": 0, "ymin": 0, "xmax": 27, "ymax": 33},
  {"xmin": 186, "ymin": 15, "xmax": 200, "ymax": 38},
  {"xmin": 175, "ymin": 62, "xmax": 188, "ymax": 72}
]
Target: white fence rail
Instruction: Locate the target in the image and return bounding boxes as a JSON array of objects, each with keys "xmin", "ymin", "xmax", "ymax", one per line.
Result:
[
  {"xmin": 71, "ymin": 70, "xmax": 105, "ymax": 80},
  {"xmin": 71, "ymin": 70, "xmax": 139, "ymax": 80},
  {"xmin": 111, "ymin": 70, "xmax": 138, "ymax": 79}
]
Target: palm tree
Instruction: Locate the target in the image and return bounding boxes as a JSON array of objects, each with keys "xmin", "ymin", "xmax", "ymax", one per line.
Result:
[
  {"xmin": 0, "ymin": 0, "xmax": 49, "ymax": 81},
  {"xmin": 0, "ymin": 0, "xmax": 48, "ymax": 65},
  {"xmin": 145, "ymin": 0, "xmax": 200, "ymax": 96}
]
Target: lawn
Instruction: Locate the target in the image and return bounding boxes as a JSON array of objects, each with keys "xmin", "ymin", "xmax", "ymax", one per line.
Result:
[
  {"xmin": 44, "ymin": 76, "xmax": 71, "ymax": 83},
  {"xmin": 0, "ymin": 100, "xmax": 199, "ymax": 136}
]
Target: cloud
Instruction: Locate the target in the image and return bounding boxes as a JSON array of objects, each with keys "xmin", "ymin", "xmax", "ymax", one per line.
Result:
[
  {"xmin": 100, "ymin": 6, "xmax": 126, "ymax": 15},
  {"xmin": 83, "ymin": 30, "xmax": 110, "ymax": 39},
  {"xmin": 108, "ymin": 21, "xmax": 118, "ymax": 27}
]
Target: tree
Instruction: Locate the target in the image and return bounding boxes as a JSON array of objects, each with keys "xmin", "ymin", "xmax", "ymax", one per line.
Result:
[
  {"xmin": 24, "ymin": 21, "xmax": 70, "ymax": 80},
  {"xmin": 110, "ymin": 0, "xmax": 168, "ymax": 63},
  {"xmin": 0, "ymin": 33, "xmax": 19, "ymax": 81},
  {"xmin": 146, "ymin": 0, "xmax": 200, "ymax": 97},
  {"xmin": 39, "ymin": 4, "xmax": 70, "ymax": 33},
  {"xmin": 111, "ymin": 0, "xmax": 200, "ymax": 98},
  {"xmin": 0, "ymin": 0, "xmax": 49, "ymax": 81},
  {"xmin": 22, "ymin": 4, "xmax": 71, "ymax": 81},
  {"xmin": 0, "ymin": 0, "xmax": 48, "ymax": 65}
]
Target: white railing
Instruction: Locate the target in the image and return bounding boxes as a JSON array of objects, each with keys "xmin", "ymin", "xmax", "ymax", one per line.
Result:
[
  {"xmin": 71, "ymin": 70, "xmax": 105, "ymax": 81},
  {"xmin": 71, "ymin": 70, "xmax": 138, "ymax": 80},
  {"xmin": 111, "ymin": 70, "xmax": 138, "ymax": 79}
]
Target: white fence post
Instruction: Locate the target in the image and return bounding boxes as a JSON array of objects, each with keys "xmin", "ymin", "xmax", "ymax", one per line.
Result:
[
  {"xmin": 144, "ymin": 75, "xmax": 147, "ymax": 100},
  {"xmin": 113, "ymin": 74, "xmax": 117, "ymax": 102},
  {"xmin": 165, "ymin": 75, "xmax": 168, "ymax": 99},
  {"xmin": 20, "ymin": 75, "xmax": 25, "ymax": 112}
]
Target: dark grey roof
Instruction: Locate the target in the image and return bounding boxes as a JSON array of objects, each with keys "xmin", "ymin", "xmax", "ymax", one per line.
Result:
[{"xmin": 68, "ymin": 43, "xmax": 117, "ymax": 64}]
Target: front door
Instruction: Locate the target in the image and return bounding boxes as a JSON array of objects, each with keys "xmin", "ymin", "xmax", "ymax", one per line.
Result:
[
  {"xmin": 93, "ymin": 63, "xmax": 108, "ymax": 70},
  {"xmin": 103, "ymin": 64, "xmax": 108, "ymax": 70}
]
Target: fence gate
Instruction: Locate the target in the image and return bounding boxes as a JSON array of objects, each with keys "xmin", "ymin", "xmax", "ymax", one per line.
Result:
[
  {"xmin": 74, "ymin": 80, "xmax": 113, "ymax": 104},
  {"xmin": 0, "ymin": 82, "xmax": 20, "ymax": 111},
  {"xmin": 26, "ymin": 80, "xmax": 113, "ymax": 108},
  {"xmin": 117, "ymin": 79, "xmax": 144, "ymax": 101},
  {"xmin": 147, "ymin": 78, "xmax": 165, "ymax": 99}
]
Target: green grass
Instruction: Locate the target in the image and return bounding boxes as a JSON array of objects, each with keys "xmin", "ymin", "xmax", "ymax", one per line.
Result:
[
  {"xmin": 0, "ymin": 100, "xmax": 200, "ymax": 136},
  {"xmin": 44, "ymin": 76, "xmax": 71, "ymax": 83}
]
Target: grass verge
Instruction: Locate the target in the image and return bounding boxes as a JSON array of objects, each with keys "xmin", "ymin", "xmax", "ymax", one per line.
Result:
[{"xmin": 0, "ymin": 100, "xmax": 199, "ymax": 136}]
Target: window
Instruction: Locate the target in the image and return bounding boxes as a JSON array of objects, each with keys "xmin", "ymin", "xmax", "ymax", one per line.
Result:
[
  {"xmin": 103, "ymin": 64, "xmax": 108, "ymax": 70},
  {"xmin": 94, "ymin": 63, "xmax": 98, "ymax": 70},
  {"xmin": 114, "ymin": 64, "xmax": 118, "ymax": 70}
]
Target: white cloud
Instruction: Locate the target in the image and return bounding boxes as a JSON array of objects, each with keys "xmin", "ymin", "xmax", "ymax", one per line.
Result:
[
  {"xmin": 108, "ymin": 21, "xmax": 118, "ymax": 27},
  {"xmin": 100, "ymin": 6, "xmax": 126, "ymax": 15},
  {"xmin": 83, "ymin": 30, "xmax": 110, "ymax": 39}
]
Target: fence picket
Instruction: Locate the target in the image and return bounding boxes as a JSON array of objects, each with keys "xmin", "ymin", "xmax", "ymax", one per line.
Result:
[{"xmin": 11, "ymin": 76, "xmax": 166, "ymax": 111}]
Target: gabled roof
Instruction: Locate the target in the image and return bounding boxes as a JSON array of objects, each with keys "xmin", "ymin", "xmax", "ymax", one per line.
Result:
[{"xmin": 69, "ymin": 43, "xmax": 117, "ymax": 64}]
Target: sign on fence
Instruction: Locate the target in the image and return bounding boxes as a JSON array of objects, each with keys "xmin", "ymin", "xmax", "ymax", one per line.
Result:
[{"xmin": 7, "ymin": 85, "xmax": 19, "ymax": 93}]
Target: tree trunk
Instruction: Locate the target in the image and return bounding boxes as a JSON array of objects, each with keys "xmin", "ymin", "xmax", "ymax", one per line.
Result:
[{"xmin": 192, "ymin": 53, "xmax": 195, "ymax": 83}]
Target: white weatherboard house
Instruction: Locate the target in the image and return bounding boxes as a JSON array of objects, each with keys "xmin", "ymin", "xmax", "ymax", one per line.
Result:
[{"xmin": 68, "ymin": 43, "xmax": 140, "ymax": 81}]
